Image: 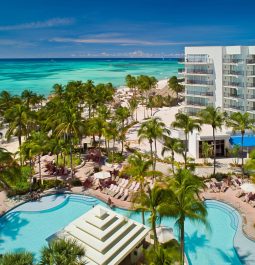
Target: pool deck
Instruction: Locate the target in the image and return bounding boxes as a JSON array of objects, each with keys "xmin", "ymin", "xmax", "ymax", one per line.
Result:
[{"xmin": 203, "ymin": 189, "xmax": 255, "ymax": 241}]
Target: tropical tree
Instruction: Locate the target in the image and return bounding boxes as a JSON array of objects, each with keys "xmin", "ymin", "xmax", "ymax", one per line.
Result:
[
  {"xmin": 172, "ymin": 113, "xmax": 201, "ymax": 168},
  {"xmin": 122, "ymin": 152, "xmax": 155, "ymax": 224},
  {"xmin": 128, "ymin": 97, "xmax": 139, "ymax": 121},
  {"xmin": 5, "ymin": 104, "xmax": 30, "ymax": 147},
  {"xmin": 161, "ymin": 134, "xmax": 184, "ymax": 173},
  {"xmin": 227, "ymin": 112, "xmax": 254, "ymax": 176},
  {"xmin": 0, "ymin": 251, "xmax": 34, "ymax": 265},
  {"xmin": 115, "ymin": 106, "xmax": 130, "ymax": 129},
  {"xmin": 168, "ymin": 76, "xmax": 184, "ymax": 99},
  {"xmin": 198, "ymin": 106, "xmax": 225, "ymax": 175},
  {"xmin": 21, "ymin": 89, "xmax": 37, "ymax": 108},
  {"xmin": 125, "ymin": 74, "xmax": 137, "ymax": 96},
  {"xmin": 162, "ymin": 169, "xmax": 207, "ymax": 265},
  {"xmin": 54, "ymin": 105, "xmax": 85, "ymax": 178},
  {"xmin": 40, "ymin": 238, "xmax": 86, "ymax": 265},
  {"xmin": 138, "ymin": 117, "xmax": 165, "ymax": 171},
  {"xmin": 201, "ymin": 142, "xmax": 213, "ymax": 165},
  {"xmin": 134, "ymin": 185, "xmax": 167, "ymax": 247}
]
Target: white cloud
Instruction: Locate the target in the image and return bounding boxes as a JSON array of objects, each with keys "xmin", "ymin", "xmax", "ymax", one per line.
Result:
[
  {"xmin": 0, "ymin": 18, "xmax": 74, "ymax": 31},
  {"xmin": 50, "ymin": 37, "xmax": 192, "ymax": 46}
]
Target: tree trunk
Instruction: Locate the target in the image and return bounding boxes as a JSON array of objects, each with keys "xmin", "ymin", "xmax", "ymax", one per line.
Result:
[
  {"xmin": 70, "ymin": 144, "xmax": 73, "ymax": 178},
  {"xmin": 39, "ymin": 155, "xmax": 42, "ymax": 185},
  {"xmin": 171, "ymin": 150, "xmax": 175, "ymax": 174},
  {"xmin": 152, "ymin": 213, "xmax": 158, "ymax": 248},
  {"xmin": 213, "ymin": 127, "xmax": 216, "ymax": 176},
  {"xmin": 154, "ymin": 138, "xmax": 157, "ymax": 171},
  {"xmin": 184, "ymin": 133, "xmax": 188, "ymax": 168},
  {"xmin": 149, "ymin": 140, "xmax": 153, "ymax": 163},
  {"xmin": 241, "ymin": 131, "xmax": 244, "ymax": 177},
  {"xmin": 29, "ymin": 159, "xmax": 33, "ymax": 192}
]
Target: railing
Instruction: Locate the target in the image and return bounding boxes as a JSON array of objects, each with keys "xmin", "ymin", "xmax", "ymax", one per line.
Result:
[
  {"xmin": 186, "ymin": 101, "xmax": 213, "ymax": 107},
  {"xmin": 223, "ymin": 81, "xmax": 243, "ymax": 87},
  {"xmin": 179, "ymin": 58, "xmax": 213, "ymax": 63},
  {"xmin": 223, "ymin": 93, "xmax": 244, "ymax": 99},
  {"xmin": 223, "ymin": 70, "xmax": 243, "ymax": 75},
  {"xmin": 247, "ymin": 107, "xmax": 255, "ymax": 111},
  {"xmin": 223, "ymin": 59, "xmax": 243, "ymax": 63},
  {"xmin": 186, "ymin": 80, "xmax": 213, "ymax": 85},
  {"xmin": 246, "ymin": 59, "xmax": 255, "ymax": 64},
  {"xmin": 186, "ymin": 91, "xmax": 214, "ymax": 96},
  {"xmin": 224, "ymin": 104, "xmax": 244, "ymax": 111},
  {"xmin": 178, "ymin": 68, "xmax": 185, "ymax": 73},
  {"xmin": 247, "ymin": 94, "xmax": 255, "ymax": 99},
  {"xmin": 246, "ymin": 71, "xmax": 255, "ymax": 76},
  {"xmin": 186, "ymin": 69, "xmax": 213, "ymax": 74},
  {"xmin": 247, "ymin": 83, "xmax": 255, "ymax": 88}
]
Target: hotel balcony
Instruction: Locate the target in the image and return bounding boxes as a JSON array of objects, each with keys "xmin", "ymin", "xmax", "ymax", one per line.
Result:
[
  {"xmin": 223, "ymin": 70, "xmax": 243, "ymax": 76},
  {"xmin": 185, "ymin": 80, "xmax": 213, "ymax": 86},
  {"xmin": 186, "ymin": 91, "xmax": 214, "ymax": 97},
  {"xmin": 185, "ymin": 69, "xmax": 213, "ymax": 75},
  {"xmin": 186, "ymin": 100, "xmax": 213, "ymax": 107},
  {"xmin": 178, "ymin": 68, "xmax": 185, "ymax": 75},
  {"xmin": 223, "ymin": 81, "xmax": 243, "ymax": 88},
  {"xmin": 223, "ymin": 59, "xmax": 243, "ymax": 64},
  {"xmin": 223, "ymin": 93, "xmax": 244, "ymax": 99},
  {"xmin": 247, "ymin": 82, "xmax": 255, "ymax": 88},
  {"xmin": 224, "ymin": 104, "xmax": 244, "ymax": 111},
  {"xmin": 247, "ymin": 106, "xmax": 255, "ymax": 113},
  {"xmin": 179, "ymin": 58, "xmax": 213, "ymax": 65},
  {"xmin": 246, "ymin": 59, "xmax": 255, "ymax": 65},
  {"xmin": 246, "ymin": 71, "xmax": 255, "ymax": 76},
  {"xmin": 247, "ymin": 94, "xmax": 255, "ymax": 101}
]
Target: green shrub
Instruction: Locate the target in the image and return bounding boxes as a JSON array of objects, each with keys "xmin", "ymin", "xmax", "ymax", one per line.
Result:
[
  {"xmin": 70, "ymin": 178, "xmax": 82, "ymax": 186},
  {"xmin": 107, "ymin": 152, "xmax": 125, "ymax": 164}
]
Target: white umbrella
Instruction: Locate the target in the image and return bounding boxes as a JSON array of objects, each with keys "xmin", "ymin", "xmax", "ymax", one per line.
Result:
[
  {"xmin": 156, "ymin": 226, "xmax": 174, "ymax": 244},
  {"xmin": 241, "ymin": 183, "xmax": 255, "ymax": 193},
  {"xmin": 93, "ymin": 171, "xmax": 111, "ymax": 180}
]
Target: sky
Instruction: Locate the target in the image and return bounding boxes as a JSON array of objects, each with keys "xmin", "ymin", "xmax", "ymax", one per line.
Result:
[{"xmin": 0, "ymin": 0, "xmax": 255, "ymax": 58}]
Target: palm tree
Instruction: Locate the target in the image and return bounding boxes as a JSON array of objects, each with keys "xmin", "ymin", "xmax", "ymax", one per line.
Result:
[
  {"xmin": 128, "ymin": 97, "xmax": 139, "ymax": 121},
  {"xmin": 21, "ymin": 89, "xmax": 37, "ymax": 108},
  {"xmin": 168, "ymin": 76, "xmax": 184, "ymax": 100},
  {"xmin": 198, "ymin": 106, "xmax": 225, "ymax": 175},
  {"xmin": 125, "ymin": 74, "xmax": 137, "ymax": 96},
  {"xmin": 134, "ymin": 185, "xmax": 167, "ymax": 247},
  {"xmin": 122, "ymin": 152, "xmax": 155, "ymax": 224},
  {"xmin": 138, "ymin": 117, "xmax": 165, "ymax": 171},
  {"xmin": 227, "ymin": 112, "xmax": 254, "ymax": 176},
  {"xmin": 26, "ymin": 131, "xmax": 49, "ymax": 184},
  {"xmin": 161, "ymin": 134, "xmax": 184, "ymax": 174},
  {"xmin": 0, "ymin": 251, "xmax": 34, "ymax": 265},
  {"xmin": 54, "ymin": 106, "xmax": 84, "ymax": 178},
  {"xmin": 172, "ymin": 113, "xmax": 201, "ymax": 168},
  {"xmin": 5, "ymin": 104, "xmax": 30, "ymax": 147},
  {"xmin": 162, "ymin": 169, "xmax": 207, "ymax": 265},
  {"xmin": 115, "ymin": 106, "xmax": 130, "ymax": 129},
  {"xmin": 40, "ymin": 238, "xmax": 86, "ymax": 265},
  {"xmin": 144, "ymin": 245, "xmax": 174, "ymax": 265}
]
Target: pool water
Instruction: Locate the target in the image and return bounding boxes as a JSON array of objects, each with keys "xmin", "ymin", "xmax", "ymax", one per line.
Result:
[{"xmin": 0, "ymin": 194, "xmax": 253, "ymax": 265}]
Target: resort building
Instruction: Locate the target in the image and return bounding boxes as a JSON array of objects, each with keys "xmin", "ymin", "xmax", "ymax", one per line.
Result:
[
  {"xmin": 179, "ymin": 45, "xmax": 255, "ymax": 118},
  {"xmin": 52, "ymin": 205, "xmax": 150, "ymax": 265},
  {"xmin": 175, "ymin": 46, "xmax": 255, "ymax": 159}
]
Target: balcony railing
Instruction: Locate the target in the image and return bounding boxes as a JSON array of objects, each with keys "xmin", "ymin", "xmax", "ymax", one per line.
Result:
[
  {"xmin": 179, "ymin": 58, "xmax": 212, "ymax": 64},
  {"xmin": 223, "ymin": 59, "xmax": 243, "ymax": 63},
  {"xmin": 247, "ymin": 107, "xmax": 255, "ymax": 111},
  {"xmin": 186, "ymin": 101, "xmax": 212, "ymax": 107},
  {"xmin": 247, "ymin": 94, "xmax": 255, "ymax": 99},
  {"xmin": 186, "ymin": 80, "xmax": 213, "ymax": 85},
  {"xmin": 186, "ymin": 69, "xmax": 213, "ymax": 75},
  {"xmin": 178, "ymin": 68, "xmax": 185, "ymax": 73},
  {"xmin": 247, "ymin": 83, "xmax": 255, "ymax": 88},
  {"xmin": 224, "ymin": 104, "xmax": 244, "ymax": 111},
  {"xmin": 223, "ymin": 81, "xmax": 243, "ymax": 87},
  {"xmin": 246, "ymin": 71, "xmax": 255, "ymax": 76},
  {"xmin": 223, "ymin": 70, "xmax": 243, "ymax": 75},
  {"xmin": 246, "ymin": 59, "xmax": 255, "ymax": 64},
  {"xmin": 223, "ymin": 93, "xmax": 244, "ymax": 99},
  {"xmin": 186, "ymin": 91, "xmax": 214, "ymax": 97}
]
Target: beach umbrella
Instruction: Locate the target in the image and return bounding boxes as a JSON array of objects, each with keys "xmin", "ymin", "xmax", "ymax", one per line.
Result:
[
  {"xmin": 156, "ymin": 226, "xmax": 174, "ymax": 244},
  {"xmin": 240, "ymin": 183, "xmax": 255, "ymax": 194}
]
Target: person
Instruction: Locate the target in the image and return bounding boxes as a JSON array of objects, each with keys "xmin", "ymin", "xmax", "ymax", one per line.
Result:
[{"xmin": 107, "ymin": 197, "xmax": 112, "ymax": 206}]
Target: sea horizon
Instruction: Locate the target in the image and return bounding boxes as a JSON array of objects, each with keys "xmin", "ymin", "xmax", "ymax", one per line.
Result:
[{"xmin": 0, "ymin": 58, "xmax": 179, "ymax": 96}]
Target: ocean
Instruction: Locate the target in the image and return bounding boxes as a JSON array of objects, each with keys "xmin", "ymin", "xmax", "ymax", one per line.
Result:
[{"xmin": 0, "ymin": 58, "xmax": 179, "ymax": 96}]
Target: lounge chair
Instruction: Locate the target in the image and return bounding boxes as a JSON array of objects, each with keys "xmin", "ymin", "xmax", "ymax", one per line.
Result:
[
  {"xmin": 114, "ymin": 187, "xmax": 124, "ymax": 198},
  {"xmin": 249, "ymin": 200, "xmax": 255, "ymax": 208},
  {"xmin": 134, "ymin": 183, "xmax": 140, "ymax": 191},
  {"xmin": 111, "ymin": 186, "xmax": 121, "ymax": 197},
  {"xmin": 107, "ymin": 185, "xmax": 117, "ymax": 195},
  {"xmin": 104, "ymin": 184, "xmax": 114, "ymax": 194},
  {"xmin": 120, "ymin": 189, "xmax": 129, "ymax": 201},
  {"xmin": 122, "ymin": 179, "xmax": 129, "ymax": 188},
  {"xmin": 128, "ymin": 182, "xmax": 136, "ymax": 190},
  {"xmin": 236, "ymin": 190, "xmax": 244, "ymax": 198}
]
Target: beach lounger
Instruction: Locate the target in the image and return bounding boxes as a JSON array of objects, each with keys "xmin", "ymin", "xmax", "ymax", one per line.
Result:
[
  {"xmin": 120, "ymin": 189, "xmax": 129, "ymax": 201},
  {"xmin": 111, "ymin": 186, "xmax": 121, "ymax": 197},
  {"xmin": 104, "ymin": 184, "xmax": 114, "ymax": 195},
  {"xmin": 134, "ymin": 183, "xmax": 140, "ymax": 191},
  {"xmin": 107, "ymin": 185, "xmax": 118, "ymax": 195},
  {"xmin": 236, "ymin": 190, "xmax": 244, "ymax": 198},
  {"xmin": 114, "ymin": 187, "xmax": 124, "ymax": 198},
  {"xmin": 128, "ymin": 182, "xmax": 136, "ymax": 190},
  {"xmin": 122, "ymin": 179, "xmax": 129, "ymax": 188}
]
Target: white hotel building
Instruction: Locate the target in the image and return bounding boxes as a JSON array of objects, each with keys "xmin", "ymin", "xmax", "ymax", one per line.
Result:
[
  {"xmin": 176, "ymin": 46, "xmax": 255, "ymax": 159},
  {"xmin": 179, "ymin": 46, "xmax": 255, "ymax": 118}
]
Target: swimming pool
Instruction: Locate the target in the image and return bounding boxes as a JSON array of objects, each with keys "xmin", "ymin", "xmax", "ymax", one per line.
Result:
[{"xmin": 0, "ymin": 194, "xmax": 255, "ymax": 265}]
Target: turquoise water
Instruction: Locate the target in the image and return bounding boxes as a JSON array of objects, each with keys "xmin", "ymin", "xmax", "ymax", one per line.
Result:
[
  {"xmin": 0, "ymin": 194, "xmax": 252, "ymax": 264},
  {"xmin": 0, "ymin": 58, "xmax": 179, "ymax": 96}
]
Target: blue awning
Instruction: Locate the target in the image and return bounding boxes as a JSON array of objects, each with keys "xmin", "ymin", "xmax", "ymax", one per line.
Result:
[{"xmin": 229, "ymin": 135, "xmax": 255, "ymax": 147}]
